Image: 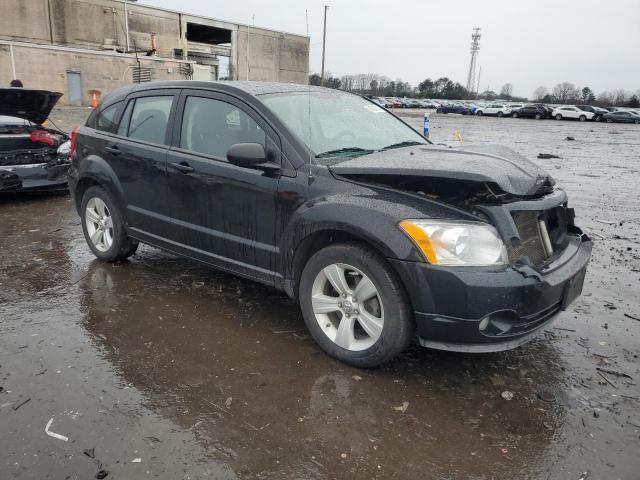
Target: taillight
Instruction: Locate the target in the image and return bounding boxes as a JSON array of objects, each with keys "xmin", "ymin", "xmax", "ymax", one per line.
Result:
[{"xmin": 69, "ymin": 126, "xmax": 79, "ymax": 161}]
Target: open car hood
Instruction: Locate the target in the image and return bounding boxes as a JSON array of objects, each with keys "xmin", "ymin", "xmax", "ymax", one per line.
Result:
[
  {"xmin": 329, "ymin": 144, "xmax": 555, "ymax": 197},
  {"xmin": 0, "ymin": 88, "xmax": 63, "ymax": 125}
]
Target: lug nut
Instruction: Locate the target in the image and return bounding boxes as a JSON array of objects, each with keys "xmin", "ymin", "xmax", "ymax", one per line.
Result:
[
  {"xmin": 338, "ymin": 302, "xmax": 343, "ymax": 308},
  {"xmin": 354, "ymin": 310, "xmax": 359, "ymax": 315}
]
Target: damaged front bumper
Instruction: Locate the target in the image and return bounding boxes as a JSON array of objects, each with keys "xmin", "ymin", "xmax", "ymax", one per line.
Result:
[
  {"xmin": 0, "ymin": 162, "xmax": 70, "ymax": 193},
  {"xmin": 389, "ymin": 232, "xmax": 593, "ymax": 352}
]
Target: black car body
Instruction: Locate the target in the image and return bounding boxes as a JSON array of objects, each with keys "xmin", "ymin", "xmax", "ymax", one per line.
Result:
[
  {"xmin": 512, "ymin": 104, "xmax": 549, "ymax": 119},
  {"xmin": 436, "ymin": 103, "xmax": 471, "ymax": 115},
  {"xmin": 0, "ymin": 89, "xmax": 70, "ymax": 193},
  {"xmin": 602, "ymin": 111, "xmax": 640, "ymax": 123},
  {"xmin": 68, "ymin": 81, "xmax": 592, "ymax": 366}
]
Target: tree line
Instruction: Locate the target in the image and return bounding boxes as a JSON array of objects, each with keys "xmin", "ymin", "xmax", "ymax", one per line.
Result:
[{"xmin": 309, "ymin": 73, "xmax": 640, "ymax": 108}]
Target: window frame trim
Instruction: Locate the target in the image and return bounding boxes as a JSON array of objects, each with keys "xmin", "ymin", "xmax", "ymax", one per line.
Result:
[
  {"xmin": 169, "ymin": 89, "xmax": 282, "ymax": 167},
  {"xmin": 115, "ymin": 88, "xmax": 180, "ymax": 147}
]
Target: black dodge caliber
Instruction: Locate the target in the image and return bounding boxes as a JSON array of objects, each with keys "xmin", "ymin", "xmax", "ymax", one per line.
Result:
[{"xmin": 68, "ymin": 81, "xmax": 592, "ymax": 367}]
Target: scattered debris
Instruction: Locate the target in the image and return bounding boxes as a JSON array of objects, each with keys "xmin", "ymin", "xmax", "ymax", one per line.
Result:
[
  {"xmin": 11, "ymin": 397, "xmax": 31, "ymax": 411},
  {"xmin": 83, "ymin": 448, "xmax": 95, "ymax": 459},
  {"xmin": 596, "ymin": 367, "xmax": 632, "ymax": 379},
  {"xmin": 623, "ymin": 313, "xmax": 640, "ymax": 322},
  {"xmin": 340, "ymin": 453, "xmax": 348, "ymax": 459},
  {"xmin": 131, "ymin": 458, "xmax": 142, "ymax": 463},
  {"xmin": 553, "ymin": 327, "xmax": 576, "ymax": 332},
  {"xmin": 501, "ymin": 390, "xmax": 514, "ymax": 401},
  {"xmin": 44, "ymin": 418, "xmax": 69, "ymax": 442},
  {"xmin": 393, "ymin": 401, "xmax": 409, "ymax": 413},
  {"xmin": 225, "ymin": 396, "xmax": 233, "ymax": 409},
  {"xmin": 565, "ymin": 136, "xmax": 575, "ymax": 141},
  {"xmin": 596, "ymin": 370, "xmax": 617, "ymax": 389},
  {"xmin": 95, "ymin": 469, "xmax": 109, "ymax": 479},
  {"xmin": 594, "ymin": 219, "xmax": 617, "ymax": 225},
  {"xmin": 352, "ymin": 375, "xmax": 362, "ymax": 382},
  {"xmin": 537, "ymin": 153, "xmax": 561, "ymax": 159}
]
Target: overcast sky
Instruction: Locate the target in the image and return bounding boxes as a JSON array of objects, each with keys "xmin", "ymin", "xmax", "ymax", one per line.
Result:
[{"xmin": 141, "ymin": 0, "xmax": 640, "ymax": 98}]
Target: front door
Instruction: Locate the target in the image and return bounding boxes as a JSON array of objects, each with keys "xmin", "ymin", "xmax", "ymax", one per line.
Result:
[{"xmin": 166, "ymin": 90, "xmax": 281, "ymax": 284}]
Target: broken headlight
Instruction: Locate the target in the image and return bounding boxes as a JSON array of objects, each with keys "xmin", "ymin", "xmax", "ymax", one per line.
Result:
[{"xmin": 399, "ymin": 220, "xmax": 508, "ymax": 266}]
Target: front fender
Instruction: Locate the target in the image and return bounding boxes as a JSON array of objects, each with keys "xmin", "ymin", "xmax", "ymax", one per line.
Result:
[{"xmin": 279, "ymin": 192, "xmax": 430, "ymax": 289}]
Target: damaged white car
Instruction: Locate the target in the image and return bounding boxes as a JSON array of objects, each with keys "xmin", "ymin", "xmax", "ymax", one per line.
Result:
[{"xmin": 0, "ymin": 88, "xmax": 71, "ymax": 193}]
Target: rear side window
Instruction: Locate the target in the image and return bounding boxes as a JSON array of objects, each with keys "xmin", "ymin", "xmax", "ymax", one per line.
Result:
[
  {"xmin": 125, "ymin": 96, "xmax": 173, "ymax": 145},
  {"xmin": 179, "ymin": 96, "xmax": 265, "ymax": 159},
  {"xmin": 93, "ymin": 103, "xmax": 121, "ymax": 133}
]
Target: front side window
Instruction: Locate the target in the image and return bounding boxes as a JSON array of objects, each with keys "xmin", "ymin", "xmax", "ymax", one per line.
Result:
[
  {"xmin": 126, "ymin": 96, "xmax": 173, "ymax": 145},
  {"xmin": 94, "ymin": 103, "xmax": 121, "ymax": 133},
  {"xmin": 260, "ymin": 90, "xmax": 428, "ymax": 160},
  {"xmin": 180, "ymin": 96, "xmax": 265, "ymax": 159}
]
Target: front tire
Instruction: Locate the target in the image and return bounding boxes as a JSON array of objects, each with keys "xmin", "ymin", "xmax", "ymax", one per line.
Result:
[
  {"xmin": 535, "ymin": 113, "xmax": 542, "ymax": 119},
  {"xmin": 81, "ymin": 186, "xmax": 138, "ymax": 262},
  {"xmin": 579, "ymin": 115, "xmax": 586, "ymax": 122},
  {"xmin": 476, "ymin": 110, "xmax": 483, "ymax": 116},
  {"xmin": 512, "ymin": 112, "xmax": 518, "ymax": 118},
  {"xmin": 497, "ymin": 111, "xmax": 503, "ymax": 117},
  {"xmin": 299, "ymin": 243, "xmax": 414, "ymax": 368},
  {"xmin": 555, "ymin": 114, "xmax": 563, "ymax": 120},
  {"xmin": 606, "ymin": 118, "xmax": 614, "ymax": 123}
]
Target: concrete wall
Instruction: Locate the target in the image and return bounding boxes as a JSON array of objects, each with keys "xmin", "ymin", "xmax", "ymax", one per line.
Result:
[
  {"xmin": 0, "ymin": 0, "xmax": 181, "ymax": 56},
  {"xmin": 235, "ymin": 27, "xmax": 310, "ymax": 84},
  {"xmin": 0, "ymin": 0, "xmax": 309, "ymax": 87},
  {"xmin": 0, "ymin": 42, "xmax": 191, "ymax": 105}
]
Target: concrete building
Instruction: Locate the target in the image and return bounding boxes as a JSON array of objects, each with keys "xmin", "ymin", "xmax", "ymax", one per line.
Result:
[{"xmin": 0, "ymin": 0, "xmax": 309, "ymax": 105}]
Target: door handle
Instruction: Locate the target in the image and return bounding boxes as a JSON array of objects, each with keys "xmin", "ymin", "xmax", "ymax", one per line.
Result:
[
  {"xmin": 105, "ymin": 145, "xmax": 120, "ymax": 155},
  {"xmin": 169, "ymin": 161, "xmax": 194, "ymax": 173}
]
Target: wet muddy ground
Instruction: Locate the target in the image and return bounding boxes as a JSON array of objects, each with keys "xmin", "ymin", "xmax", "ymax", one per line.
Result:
[{"xmin": 1, "ymin": 107, "xmax": 639, "ymax": 479}]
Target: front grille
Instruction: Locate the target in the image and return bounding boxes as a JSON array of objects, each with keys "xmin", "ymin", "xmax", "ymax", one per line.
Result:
[{"xmin": 508, "ymin": 211, "xmax": 550, "ymax": 265}]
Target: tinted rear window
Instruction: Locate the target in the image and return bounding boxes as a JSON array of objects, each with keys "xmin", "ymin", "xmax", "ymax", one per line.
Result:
[{"xmin": 126, "ymin": 96, "xmax": 173, "ymax": 145}]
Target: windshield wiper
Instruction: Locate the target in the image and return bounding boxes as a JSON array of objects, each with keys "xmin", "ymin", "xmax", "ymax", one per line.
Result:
[
  {"xmin": 315, "ymin": 147, "xmax": 375, "ymax": 159},
  {"xmin": 380, "ymin": 140, "xmax": 425, "ymax": 151}
]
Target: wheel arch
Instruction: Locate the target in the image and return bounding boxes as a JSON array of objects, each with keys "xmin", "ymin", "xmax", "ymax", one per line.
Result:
[{"xmin": 74, "ymin": 155, "xmax": 125, "ymax": 215}]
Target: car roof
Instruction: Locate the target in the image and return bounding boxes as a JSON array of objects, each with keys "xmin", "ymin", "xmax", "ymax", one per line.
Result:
[{"xmin": 101, "ymin": 80, "xmax": 343, "ymax": 108}]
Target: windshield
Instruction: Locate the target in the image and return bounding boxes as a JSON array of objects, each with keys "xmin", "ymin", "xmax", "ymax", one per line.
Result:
[{"xmin": 260, "ymin": 90, "xmax": 428, "ymax": 160}]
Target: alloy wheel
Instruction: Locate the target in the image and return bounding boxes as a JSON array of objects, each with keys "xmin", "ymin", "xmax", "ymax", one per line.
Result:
[
  {"xmin": 311, "ymin": 263, "xmax": 384, "ymax": 351},
  {"xmin": 85, "ymin": 197, "xmax": 113, "ymax": 252}
]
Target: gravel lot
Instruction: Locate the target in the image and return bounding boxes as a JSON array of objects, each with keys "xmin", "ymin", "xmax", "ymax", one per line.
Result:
[{"xmin": 1, "ymin": 106, "xmax": 638, "ymax": 479}]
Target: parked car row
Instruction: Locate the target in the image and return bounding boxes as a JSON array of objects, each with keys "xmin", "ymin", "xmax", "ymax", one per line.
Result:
[
  {"xmin": 365, "ymin": 95, "xmax": 640, "ymax": 124},
  {"xmin": 432, "ymin": 101, "xmax": 640, "ymax": 124}
]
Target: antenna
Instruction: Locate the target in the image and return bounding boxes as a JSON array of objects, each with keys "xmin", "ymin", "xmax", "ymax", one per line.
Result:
[{"xmin": 465, "ymin": 27, "xmax": 481, "ymax": 93}]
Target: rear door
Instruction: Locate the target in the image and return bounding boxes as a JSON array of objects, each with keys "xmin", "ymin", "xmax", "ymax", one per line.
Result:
[
  {"xmin": 165, "ymin": 89, "xmax": 281, "ymax": 283},
  {"xmin": 108, "ymin": 89, "xmax": 178, "ymax": 240}
]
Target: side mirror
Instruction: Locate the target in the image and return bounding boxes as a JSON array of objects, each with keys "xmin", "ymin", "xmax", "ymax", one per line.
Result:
[
  {"xmin": 227, "ymin": 143, "xmax": 266, "ymax": 168},
  {"xmin": 226, "ymin": 143, "xmax": 279, "ymax": 173}
]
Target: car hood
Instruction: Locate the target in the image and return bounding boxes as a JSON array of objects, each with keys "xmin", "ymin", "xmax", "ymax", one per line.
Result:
[
  {"xmin": 0, "ymin": 88, "xmax": 63, "ymax": 125},
  {"xmin": 329, "ymin": 144, "xmax": 555, "ymax": 197}
]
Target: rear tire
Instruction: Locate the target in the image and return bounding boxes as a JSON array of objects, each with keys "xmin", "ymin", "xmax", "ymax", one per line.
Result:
[
  {"xmin": 81, "ymin": 186, "xmax": 138, "ymax": 262},
  {"xmin": 476, "ymin": 110, "xmax": 483, "ymax": 116},
  {"xmin": 299, "ymin": 243, "xmax": 414, "ymax": 368},
  {"xmin": 555, "ymin": 114, "xmax": 563, "ymax": 120},
  {"xmin": 497, "ymin": 111, "xmax": 503, "ymax": 117},
  {"xmin": 579, "ymin": 115, "xmax": 586, "ymax": 122},
  {"xmin": 512, "ymin": 112, "xmax": 518, "ymax": 118},
  {"xmin": 635, "ymin": 120, "xmax": 640, "ymax": 124},
  {"xmin": 606, "ymin": 118, "xmax": 613, "ymax": 123},
  {"xmin": 535, "ymin": 113, "xmax": 542, "ymax": 119}
]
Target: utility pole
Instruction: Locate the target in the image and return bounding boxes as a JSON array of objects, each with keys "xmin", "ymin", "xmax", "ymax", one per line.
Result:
[
  {"xmin": 465, "ymin": 27, "xmax": 481, "ymax": 93},
  {"xmin": 320, "ymin": 5, "xmax": 329, "ymax": 86}
]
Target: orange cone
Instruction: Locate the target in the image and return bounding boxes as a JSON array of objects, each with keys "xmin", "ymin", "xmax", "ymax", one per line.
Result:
[{"xmin": 90, "ymin": 92, "xmax": 98, "ymax": 108}]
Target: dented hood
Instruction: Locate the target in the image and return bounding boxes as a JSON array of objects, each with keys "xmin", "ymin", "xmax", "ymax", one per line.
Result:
[
  {"xmin": 329, "ymin": 144, "xmax": 555, "ymax": 197},
  {"xmin": 0, "ymin": 88, "xmax": 63, "ymax": 125}
]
